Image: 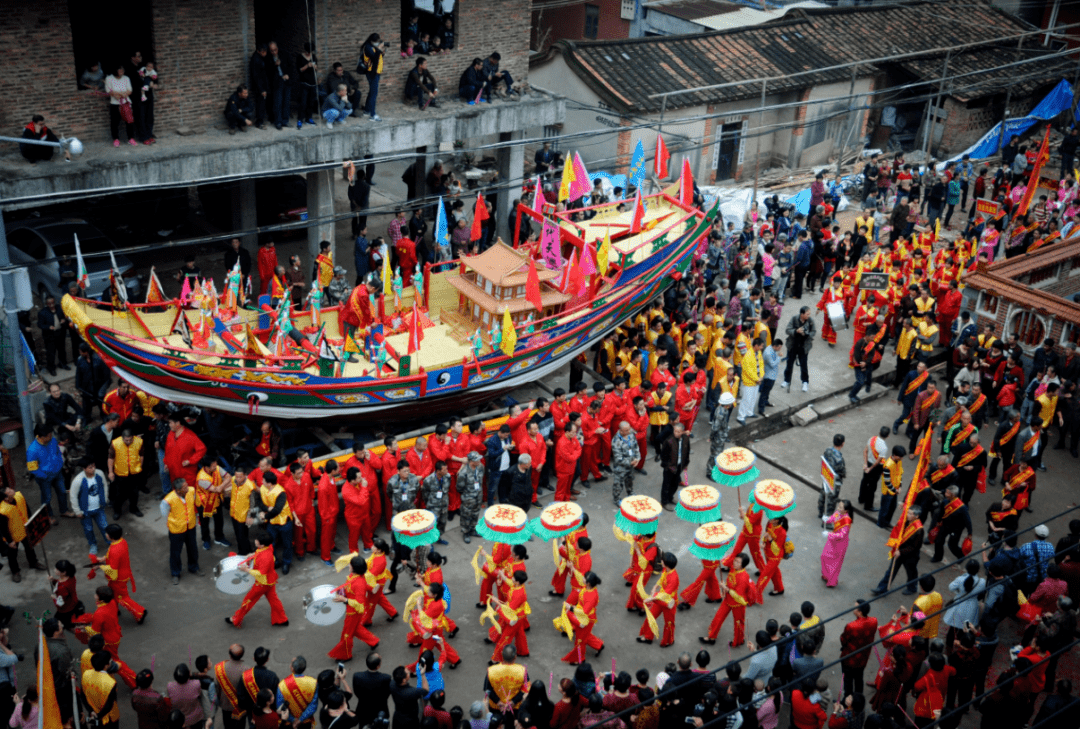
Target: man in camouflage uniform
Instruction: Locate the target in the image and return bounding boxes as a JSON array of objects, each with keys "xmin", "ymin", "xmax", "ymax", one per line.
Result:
[
  {"xmin": 386, "ymin": 459, "xmax": 422, "ymax": 588},
  {"xmin": 422, "ymin": 460, "xmax": 451, "ymax": 545},
  {"xmin": 610, "ymin": 421, "xmax": 639, "ymax": 504},
  {"xmin": 709, "ymin": 392, "xmax": 737, "ymax": 481},
  {"xmin": 457, "ymin": 452, "xmax": 485, "ymax": 544}
]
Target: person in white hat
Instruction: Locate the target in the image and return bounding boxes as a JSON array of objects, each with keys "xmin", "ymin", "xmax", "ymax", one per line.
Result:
[{"xmin": 709, "ymin": 392, "xmax": 737, "ymax": 476}]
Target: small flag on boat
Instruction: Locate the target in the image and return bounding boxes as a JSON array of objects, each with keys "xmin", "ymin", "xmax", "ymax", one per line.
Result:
[
  {"xmin": 525, "ymin": 256, "xmax": 543, "ymax": 313},
  {"xmin": 559, "ymin": 154, "xmax": 577, "ymax": 202},
  {"xmin": 145, "ymin": 266, "xmax": 166, "ymax": 304},
  {"xmin": 540, "ymin": 218, "xmax": 562, "ymax": 269},
  {"xmin": 570, "ymin": 153, "xmax": 591, "ymax": 202},
  {"xmin": 74, "ymin": 234, "xmax": 90, "ymax": 290},
  {"xmin": 630, "ymin": 190, "xmax": 645, "ymax": 234},
  {"xmin": 500, "ymin": 307, "xmax": 517, "ymax": 357},
  {"xmin": 470, "ymin": 192, "xmax": 489, "ymax": 242},
  {"xmin": 679, "ymin": 157, "xmax": 694, "ymax": 207},
  {"xmin": 597, "ymin": 230, "xmax": 611, "ymax": 276},
  {"xmin": 408, "ymin": 301, "xmax": 424, "ymax": 354},
  {"xmin": 628, "ymin": 139, "xmax": 646, "ymax": 189},
  {"xmin": 655, "ymin": 135, "xmax": 670, "ymax": 179},
  {"xmin": 532, "ymin": 176, "xmax": 545, "ymax": 215}
]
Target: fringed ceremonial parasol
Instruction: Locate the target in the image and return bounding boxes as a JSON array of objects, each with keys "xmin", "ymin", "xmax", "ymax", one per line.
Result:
[
  {"xmin": 688, "ymin": 520, "xmax": 738, "ymax": 561},
  {"xmin": 747, "ymin": 479, "xmax": 797, "ymax": 519},
  {"xmin": 615, "ymin": 495, "xmax": 662, "ymax": 536},
  {"xmin": 476, "ymin": 504, "xmax": 532, "ymax": 545},
  {"xmin": 676, "ymin": 484, "xmax": 723, "ymax": 524},
  {"xmin": 529, "ymin": 501, "xmax": 584, "ymax": 541},
  {"xmin": 391, "ymin": 509, "xmax": 440, "ymax": 549}
]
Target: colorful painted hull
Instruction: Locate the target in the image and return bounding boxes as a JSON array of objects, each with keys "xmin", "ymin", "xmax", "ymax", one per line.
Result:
[{"xmin": 66, "ymin": 199, "xmax": 716, "ymax": 421}]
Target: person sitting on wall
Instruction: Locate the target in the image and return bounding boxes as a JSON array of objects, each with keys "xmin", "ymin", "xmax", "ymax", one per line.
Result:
[
  {"xmin": 224, "ymin": 85, "xmax": 255, "ymax": 134},
  {"xmin": 20, "ymin": 115, "xmax": 70, "ymax": 163}
]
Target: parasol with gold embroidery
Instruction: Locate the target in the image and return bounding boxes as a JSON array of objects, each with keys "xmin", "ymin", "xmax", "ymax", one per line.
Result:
[
  {"xmin": 476, "ymin": 504, "xmax": 532, "ymax": 545},
  {"xmin": 688, "ymin": 520, "xmax": 738, "ymax": 561},
  {"xmin": 676, "ymin": 484, "xmax": 722, "ymax": 524},
  {"xmin": 391, "ymin": 509, "xmax": 440, "ymax": 549},
  {"xmin": 529, "ymin": 501, "xmax": 584, "ymax": 541},
  {"xmin": 615, "ymin": 494, "xmax": 662, "ymax": 536},
  {"xmin": 747, "ymin": 479, "xmax": 797, "ymax": 519},
  {"xmin": 712, "ymin": 446, "xmax": 760, "ymax": 502}
]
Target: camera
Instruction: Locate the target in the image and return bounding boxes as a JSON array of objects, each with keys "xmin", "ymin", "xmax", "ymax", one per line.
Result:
[{"xmin": 371, "ymin": 712, "xmax": 390, "ymax": 729}]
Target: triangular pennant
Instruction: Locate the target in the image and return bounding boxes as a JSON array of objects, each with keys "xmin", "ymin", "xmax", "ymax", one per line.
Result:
[
  {"xmin": 470, "ymin": 192, "xmax": 489, "ymax": 242},
  {"xmin": 655, "ymin": 135, "xmax": 670, "ymax": 179},
  {"xmin": 559, "ymin": 155, "xmax": 577, "ymax": 202},
  {"xmin": 74, "ymin": 234, "xmax": 89, "ymax": 289},
  {"xmin": 532, "ymin": 176, "xmax": 545, "ymax": 215},
  {"xmin": 145, "ymin": 266, "xmax": 166, "ymax": 304},
  {"xmin": 580, "ymin": 241, "xmax": 597, "ymax": 275},
  {"xmin": 630, "ymin": 190, "xmax": 645, "ymax": 234},
  {"xmin": 628, "ymin": 139, "xmax": 646, "ymax": 189},
  {"xmin": 500, "ymin": 307, "xmax": 517, "ymax": 357},
  {"xmin": 570, "ymin": 152, "xmax": 591, "ymax": 201},
  {"xmin": 597, "ymin": 230, "xmax": 611, "ymax": 276},
  {"xmin": 679, "ymin": 157, "xmax": 694, "ymax": 207},
  {"xmin": 408, "ymin": 301, "xmax": 424, "ymax": 354}
]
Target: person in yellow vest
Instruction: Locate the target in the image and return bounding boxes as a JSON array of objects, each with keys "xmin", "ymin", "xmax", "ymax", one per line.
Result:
[
  {"xmin": 648, "ymin": 381, "xmax": 673, "ymax": 459},
  {"xmin": 277, "ymin": 656, "xmax": 318, "ymax": 727},
  {"xmin": 1, "ymin": 487, "xmax": 45, "ymax": 582},
  {"xmin": 892, "ymin": 317, "xmax": 918, "ymax": 387},
  {"xmin": 915, "ymin": 312, "xmax": 939, "ymax": 363},
  {"xmin": 256, "ymin": 471, "xmax": 295, "ymax": 575},
  {"xmin": 108, "ymin": 429, "xmax": 144, "ymax": 518},
  {"xmin": 229, "ymin": 465, "xmax": 256, "ymax": 555},
  {"xmin": 160, "ymin": 478, "xmax": 201, "ymax": 585},
  {"xmin": 314, "ymin": 240, "xmax": 334, "ymax": 297},
  {"xmin": 196, "ymin": 455, "xmax": 232, "ymax": 550},
  {"xmin": 83, "ymin": 650, "xmax": 120, "ymax": 729}
]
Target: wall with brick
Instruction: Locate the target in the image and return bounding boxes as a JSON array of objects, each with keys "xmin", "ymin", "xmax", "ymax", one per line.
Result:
[
  {"xmin": 938, "ymin": 96, "xmax": 1005, "ymax": 157},
  {"xmin": 531, "ymin": 0, "xmax": 630, "ymax": 51},
  {"xmin": 1, "ymin": 0, "xmax": 531, "ymax": 144}
]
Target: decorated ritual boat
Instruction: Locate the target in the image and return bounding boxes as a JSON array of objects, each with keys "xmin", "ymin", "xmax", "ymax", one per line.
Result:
[{"xmin": 63, "ymin": 191, "xmax": 717, "ymax": 420}]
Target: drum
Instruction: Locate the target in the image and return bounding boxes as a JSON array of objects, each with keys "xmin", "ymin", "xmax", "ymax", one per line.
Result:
[
  {"xmin": 826, "ymin": 300, "xmax": 846, "ymax": 331},
  {"xmin": 213, "ymin": 555, "xmax": 254, "ymax": 595},
  {"xmin": 303, "ymin": 584, "xmax": 346, "ymax": 626}
]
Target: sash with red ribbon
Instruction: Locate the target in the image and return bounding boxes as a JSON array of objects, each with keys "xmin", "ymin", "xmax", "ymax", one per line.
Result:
[
  {"xmin": 905, "ymin": 370, "xmax": 929, "ymax": 396},
  {"xmin": 950, "ymin": 424, "xmax": 975, "ymax": 448},
  {"xmin": 215, "ymin": 662, "xmax": 245, "ymax": 717},
  {"xmin": 991, "ymin": 421, "xmax": 1020, "ymax": 458},
  {"xmin": 241, "ymin": 668, "xmax": 260, "ymax": 704},
  {"xmin": 942, "ymin": 497, "xmax": 964, "ymax": 520}
]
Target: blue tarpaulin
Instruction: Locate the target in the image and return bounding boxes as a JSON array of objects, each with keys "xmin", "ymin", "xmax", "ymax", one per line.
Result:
[{"xmin": 941, "ymin": 78, "xmax": 1074, "ymax": 165}]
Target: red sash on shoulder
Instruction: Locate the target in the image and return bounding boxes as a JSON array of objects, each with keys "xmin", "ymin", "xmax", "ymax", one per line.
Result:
[
  {"xmin": 241, "ymin": 667, "xmax": 260, "ymax": 704},
  {"xmin": 216, "ymin": 662, "xmax": 245, "ymax": 717},
  {"xmin": 942, "ymin": 497, "xmax": 964, "ymax": 520},
  {"xmin": 905, "ymin": 370, "xmax": 929, "ymax": 396},
  {"xmin": 956, "ymin": 445, "xmax": 984, "ymax": 469}
]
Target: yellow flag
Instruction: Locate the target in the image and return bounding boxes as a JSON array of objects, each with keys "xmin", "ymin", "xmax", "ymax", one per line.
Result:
[
  {"xmin": 934, "ymin": 215, "xmax": 941, "ymax": 241},
  {"xmin": 500, "ymin": 307, "xmax": 517, "ymax": 357},
  {"xmin": 597, "ymin": 231, "xmax": 611, "ymax": 276},
  {"xmin": 343, "ymin": 333, "xmax": 360, "ymax": 353},
  {"xmin": 382, "ymin": 249, "xmax": 392, "ymax": 305},
  {"xmin": 558, "ymin": 158, "xmax": 576, "ymax": 202},
  {"xmin": 334, "ymin": 551, "xmax": 359, "ymax": 572},
  {"xmin": 38, "ymin": 624, "xmax": 63, "ymax": 729}
]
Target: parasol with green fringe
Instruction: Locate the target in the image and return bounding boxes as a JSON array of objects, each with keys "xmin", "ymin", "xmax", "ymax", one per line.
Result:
[
  {"xmin": 391, "ymin": 509, "xmax": 440, "ymax": 549},
  {"xmin": 615, "ymin": 495, "xmax": 662, "ymax": 536},
  {"xmin": 476, "ymin": 504, "xmax": 532, "ymax": 545},
  {"xmin": 529, "ymin": 501, "xmax": 584, "ymax": 542},
  {"xmin": 676, "ymin": 484, "xmax": 723, "ymax": 524},
  {"xmin": 747, "ymin": 479, "xmax": 797, "ymax": 520},
  {"xmin": 688, "ymin": 520, "xmax": 738, "ymax": 561}
]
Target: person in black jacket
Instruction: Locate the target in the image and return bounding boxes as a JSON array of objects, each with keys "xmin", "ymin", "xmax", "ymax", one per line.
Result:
[
  {"xmin": 249, "ymin": 45, "xmax": 270, "ymax": 128},
  {"xmin": 295, "ymin": 42, "xmax": 319, "ymax": 128},
  {"xmin": 325, "ymin": 62, "xmax": 360, "ymax": 116},
  {"xmin": 459, "ymin": 57, "xmax": 486, "ymax": 103},
  {"xmin": 224, "ymin": 85, "xmax": 255, "ymax": 133},
  {"xmin": 267, "ymin": 41, "xmax": 293, "ymax": 129},
  {"xmin": 75, "ymin": 344, "xmax": 111, "ymax": 421},
  {"xmin": 44, "ymin": 383, "xmax": 82, "ymax": 434},
  {"xmin": 20, "ymin": 115, "xmax": 68, "ymax": 163},
  {"xmin": 507, "ymin": 455, "xmax": 533, "ymax": 512},
  {"xmin": 37, "ymin": 296, "xmax": 70, "ymax": 375},
  {"xmin": 224, "ymin": 238, "xmax": 252, "ymax": 279},
  {"xmin": 404, "ymin": 57, "xmax": 439, "ymax": 110}
]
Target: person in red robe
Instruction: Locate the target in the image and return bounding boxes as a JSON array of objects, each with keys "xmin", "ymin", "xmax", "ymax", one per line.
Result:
[
  {"xmin": 282, "ymin": 462, "xmax": 316, "ymax": 559},
  {"xmin": 75, "ymin": 585, "xmax": 137, "ymax": 688},
  {"xmin": 226, "ymin": 530, "xmax": 289, "ymax": 628},
  {"xmin": 340, "ymin": 466, "xmax": 371, "ymax": 554},
  {"xmin": 396, "ymin": 237, "xmax": 417, "ymax": 286},
  {"xmin": 478, "ymin": 542, "xmax": 512, "ymax": 607},
  {"xmin": 936, "ymin": 280, "xmax": 963, "ymax": 346},
  {"xmin": 562, "ymin": 571, "xmax": 604, "ymax": 664},
  {"xmin": 328, "ymin": 555, "xmax": 379, "ymax": 660},
  {"xmin": 624, "ymin": 395, "xmax": 650, "ymax": 472},
  {"xmin": 408, "ymin": 581, "xmax": 461, "ymax": 669},
  {"xmin": 407, "ymin": 437, "xmax": 435, "ymax": 484},
  {"xmin": 674, "ymin": 372, "xmax": 700, "ymax": 434},
  {"xmin": 678, "ymin": 556, "xmax": 722, "ymax": 610},
  {"xmin": 756, "ymin": 516, "xmax": 788, "ymax": 599},
  {"xmin": 517, "ymin": 421, "xmax": 547, "ymax": 505},
  {"xmin": 702, "ymin": 553, "xmax": 756, "ymax": 647},
  {"xmin": 637, "ymin": 552, "xmax": 679, "ymax": 646},
  {"xmin": 554, "ymin": 424, "xmax": 583, "ymax": 502},
  {"xmin": 163, "ymin": 415, "xmax": 206, "ymax": 495},
  {"xmin": 817, "ymin": 275, "xmax": 845, "ymax": 346},
  {"xmin": 101, "ymin": 524, "xmax": 146, "ymax": 623},
  {"xmin": 721, "ymin": 503, "xmax": 765, "ymax": 571},
  {"xmin": 407, "ymin": 551, "xmax": 459, "ymax": 641},
  {"xmin": 316, "ymin": 460, "xmax": 342, "ymax": 563},
  {"xmin": 623, "ymin": 533, "xmax": 658, "ymax": 611},
  {"xmin": 362, "ymin": 539, "xmax": 398, "ymax": 624},
  {"xmin": 257, "ymin": 240, "xmax": 279, "ymax": 298},
  {"xmin": 486, "ymin": 570, "xmax": 530, "ymax": 662},
  {"xmin": 550, "ymin": 522, "xmax": 590, "ymax": 597},
  {"xmin": 579, "ymin": 402, "xmax": 606, "ymax": 485}
]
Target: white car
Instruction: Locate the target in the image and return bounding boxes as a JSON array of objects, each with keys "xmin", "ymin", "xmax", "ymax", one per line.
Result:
[{"xmin": 6, "ymin": 218, "xmax": 141, "ymax": 302}]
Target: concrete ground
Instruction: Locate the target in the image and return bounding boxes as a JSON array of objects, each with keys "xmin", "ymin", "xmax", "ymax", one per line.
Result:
[{"xmin": 6, "ymin": 315, "xmax": 1077, "ymax": 729}]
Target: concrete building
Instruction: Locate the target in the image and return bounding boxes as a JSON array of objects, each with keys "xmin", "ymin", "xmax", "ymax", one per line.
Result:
[
  {"xmin": 0, "ymin": 0, "xmax": 564, "ymax": 259},
  {"xmin": 528, "ymin": 1, "xmax": 1072, "ymax": 186}
]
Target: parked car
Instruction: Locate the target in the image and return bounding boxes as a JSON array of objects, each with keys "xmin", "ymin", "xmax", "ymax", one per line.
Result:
[{"xmin": 6, "ymin": 218, "xmax": 141, "ymax": 302}]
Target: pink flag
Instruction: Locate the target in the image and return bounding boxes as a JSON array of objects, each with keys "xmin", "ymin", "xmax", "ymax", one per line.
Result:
[
  {"xmin": 570, "ymin": 152, "xmax": 591, "ymax": 202},
  {"xmin": 179, "ymin": 275, "xmax": 192, "ymax": 304},
  {"xmin": 679, "ymin": 157, "xmax": 694, "ymax": 207},
  {"xmin": 540, "ymin": 218, "xmax": 563, "ymax": 269},
  {"xmin": 580, "ymin": 241, "xmax": 597, "ymax": 275},
  {"xmin": 532, "ymin": 176, "xmax": 545, "ymax": 215}
]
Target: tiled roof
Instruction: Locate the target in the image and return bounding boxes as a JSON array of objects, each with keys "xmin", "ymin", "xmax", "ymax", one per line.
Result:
[
  {"xmin": 643, "ymin": 0, "xmax": 741, "ymax": 21},
  {"xmin": 461, "ymin": 242, "xmax": 558, "ymax": 286},
  {"xmin": 962, "ymin": 238, "xmax": 1080, "ymax": 327},
  {"xmin": 898, "ymin": 47, "xmax": 1075, "ymax": 103},
  {"xmin": 987, "ymin": 235, "xmax": 1080, "ymax": 278},
  {"xmin": 542, "ymin": 1, "xmax": 1057, "ymax": 113}
]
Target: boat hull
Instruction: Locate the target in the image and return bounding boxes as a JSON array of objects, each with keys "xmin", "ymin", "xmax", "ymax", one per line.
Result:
[{"xmin": 71, "ymin": 202, "xmax": 715, "ymax": 421}]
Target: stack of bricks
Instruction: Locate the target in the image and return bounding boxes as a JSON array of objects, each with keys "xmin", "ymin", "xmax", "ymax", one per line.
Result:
[{"xmin": 0, "ymin": 0, "xmax": 531, "ymax": 145}]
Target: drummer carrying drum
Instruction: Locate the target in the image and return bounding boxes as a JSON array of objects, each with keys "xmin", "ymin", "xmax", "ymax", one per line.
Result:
[{"xmin": 225, "ymin": 529, "xmax": 290, "ymax": 628}]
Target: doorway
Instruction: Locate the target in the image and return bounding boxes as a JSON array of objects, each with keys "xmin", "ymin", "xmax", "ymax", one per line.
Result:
[{"xmin": 714, "ymin": 122, "xmax": 742, "ymax": 181}]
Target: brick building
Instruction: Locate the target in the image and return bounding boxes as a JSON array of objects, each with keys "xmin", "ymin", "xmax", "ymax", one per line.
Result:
[
  {"xmin": 528, "ymin": 1, "xmax": 1072, "ymax": 186},
  {"xmin": 962, "ymin": 239, "xmax": 1080, "ymax": 355},
  {"xmin": 0, "ymin": 0, "xmax": 564, "ymax": 264}
]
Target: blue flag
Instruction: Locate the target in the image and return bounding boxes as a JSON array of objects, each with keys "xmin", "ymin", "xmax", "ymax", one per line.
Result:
[
  {"xmin": 19, "ymin": 332, "xmax": 36, "ymax": 375},
  {"xmin": 628, "ymin": 139, "xmax": 645, "ymax": 189},
  {"xmin": 434, "ymin": 196, "xmax": 450, "ymax": 252}
]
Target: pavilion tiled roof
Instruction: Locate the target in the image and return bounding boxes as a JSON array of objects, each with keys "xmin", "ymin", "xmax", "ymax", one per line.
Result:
[{"xmin": 540, "ymin": 1, "xmax": 1062, "ymax": 113}]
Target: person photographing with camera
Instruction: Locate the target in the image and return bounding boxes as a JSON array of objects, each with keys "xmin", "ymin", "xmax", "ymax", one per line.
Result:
[{"xmin": 358, "ymin": 34, "xmax": 387, "ymax": 121}]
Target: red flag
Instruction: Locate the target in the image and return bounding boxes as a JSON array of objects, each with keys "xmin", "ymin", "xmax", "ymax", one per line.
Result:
[
  {"xmin": 556, "ymin": 250, "xmax": 574, "ymax": 292},
  {"xmin": 470, "ymin": 192, "xmax": 490, "ymax": 242},
  {"xmin": 655, "ymin": 135, "xmax": 670, "ymax": 179},
  {"xmin": 525, "ymin": 256, "xmax": 543, "ymax": 312},
  {"xmin": 1017, "ymin": 124, "xmax": 1051, "ymax": 217},
  {"xmin": 630, "ymin": 190, "xmax": 645, "ymax": 234},
  {"xmin": 567, "ymin": 259, "xmax": 585, "ymax": 299},
  {"xmin": 679, "ymin": 157, "xmax": 694, "ymax": 207},
  {"xmin": 408, "ymin": 301, "xmax": 424, "ymax": 354}
]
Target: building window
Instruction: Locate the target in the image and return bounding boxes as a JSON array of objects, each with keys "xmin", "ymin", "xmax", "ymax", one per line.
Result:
[
  {"xmin": 69, "ymin": 0, "xmax": 154, "ymax": 90},
  {"xmin": 584, "ymin": 5, "xmax": 600, "ymax": 39},
  {"xmin": 620, "ymin": 0, "xmax": 636, "ymax": 20},
  {"xmin": 976, "ymin": 291, "xmax": 999, "ymax": 319},
  {"xmin": 1062, "ymin": 323, "xmax": 1079, "ymax": 347},
  {"xmin": 1006, "ymin": 307, "xmax": 1047, "ymax": 351},
  {"xmin": 402, "ymin": 0, "xmax": 458, "ymax": 57}
]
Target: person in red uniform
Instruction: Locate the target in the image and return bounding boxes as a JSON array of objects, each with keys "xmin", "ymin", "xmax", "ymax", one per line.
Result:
[
  {"xmin": 253, "ymin": 420, "xmax": 281, "ymax": 466},
  {"xmin": 623, "ymin": 533, "xmax": 658, "ymax": 611},
  {"xmin": 317, "ymin": 460, "xmax": 342, "ymax": 564},
  {"xmin": 341, "ymin": 280, "xmax": 376, "ymax": 338},
  {"xmin": 374, "ymin": 436, "xmax": 403, "ymax": 529},
  {"xmin": 344, "ymin": 444, "xmax": 380, "ymax": 532},
  {"xmin": 282, "ymin": 461, "xmax": 316, "ymax": 559},
  {"xmin": 257, "ymin": 240, "xmax": 279, "ymax": 297},
  {"xmin": 362, "ymin": 538, "xmax": 398, "ymax": 624},
  {"xmin": 163, "ymin": 413, "xmax": 206, "ymax": 495},
  {"xmin": 102, "ymin": 381, "xmax": 140, "ymax": 424},
  {"xmin": 554, "ymin": 423, "xmax": 583, "ymax": 502},
  {"xmin": 551, "ymin": 389, "xmax": 570, "ymax": 444},
  {"xmin": 756, "ymin": 516, "xmax": 788, "ymax": 600},
  {"xmin": 101, "ymin": 524, "xmax": 146, "ymax": 623},
  {"xmin": 396, "ymin": 237, "xmax": 418, "ymax": 286},
  {"xmin": 448, "ymin": 419, "xmax": 473, "ymax": 514},
  {"xmin": 636, "ymin": 552, "xmax": 679, "ymax": 646},
  {"xmin": 75, "ymin": 585, "xmax": 137, "ymax": 688},
  {"xmin": 427, "ymin": 425, "xmax": 457, "ymax": 512},
  {"xmin": 328, "ymin": 555, "xmax": 379, "ymax": 660},
  {"xmin": 721, "ymin": 503, "xmax": 765, "ymax": 572},
  {"xmin": 517, "ymin": 421, "xmax": 547, "ymax": 505},
  {"xmin": 839, "ymin": 599, "xmax": 879, "ymax": 697},
  {"xmin": 550, "ymin": 518, "xmax": 590, "ymax": 597},
  {"xmin": 678, "ymin": 554, "xmax": 722, "ymax": 611},
  {"xmin": 598, "ymin": 383, "xmax": 626, "ymax": 467},
  {"xmin": 486, "ymin": 569, "xmax": 530, "ymax": 662},
  {"xmin": 624, "ymin": 396, "xmax": 650, "ymax": 473},
  {"xmin": 674, "ymin": 371, "xmax": 700, "ymax": 434},
  {"xmin": 340, "ymin": 466, "xmax": 371, "ymax": 554},
  {"xmin": 407, "ymin": 437, "xmax": 434, "ymax": 484},
  {"xmin": 407, "ymin": 550, "xmax": 458, "ymax": 642},
  {"xmin": 226, "ymin": 530, "xmax": 289, "ymax": 628},
  {"xmin": 408, "ymin": 581, "xmax": 461, "ymax": 670},
  {"xmin": 562, "ymin": 571, "xmax": 603, "ymax": 664},
  {"xmin": 701, "ymin": 552, "xmax": 756, "ymax": 647},
  {"xmin": 568, "ymin": 383, "xmax": 590, "ymax": 416},
  {"xmin": 478, "ymin": 542, "xmax": 512, "ymax": 607},
  {"xmin": 579, "ymin": 401, "xmax": 606, "ymax": 486}
]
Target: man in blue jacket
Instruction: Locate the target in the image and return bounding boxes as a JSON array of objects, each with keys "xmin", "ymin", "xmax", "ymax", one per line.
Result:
[
  {"xmin": 485, "ymin": 424, "xmax": 514, "ymax": 507},
  {"xmin": 26, "ymin": 424, "xmax": 71, "ymax": 520},
  {"xmin": 791, "ymin": 231, "xmax": 813, "ymax": 299}
]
